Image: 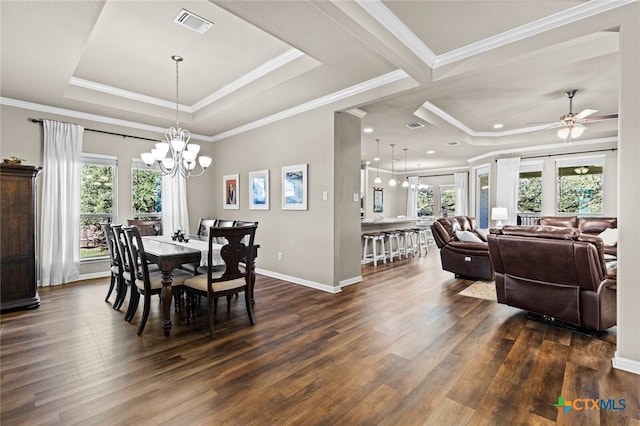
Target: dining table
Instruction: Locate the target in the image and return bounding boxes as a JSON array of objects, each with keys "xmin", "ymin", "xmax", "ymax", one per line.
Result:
[{"xmin": 141, "ymin": 236, "xmax": 222, "ymax": 336}]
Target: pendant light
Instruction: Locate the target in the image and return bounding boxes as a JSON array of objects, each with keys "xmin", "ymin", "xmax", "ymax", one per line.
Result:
[
  {"xmin": 402, "ymin": 148, "xmax": 409, "ymax": 188},
  {"xmin": 389, "ymin": 144, "xmax": 397, "ymax": 186},
  {"xmin": 374, "ymin": 139, "xmax": 382, "ymax": 184}
]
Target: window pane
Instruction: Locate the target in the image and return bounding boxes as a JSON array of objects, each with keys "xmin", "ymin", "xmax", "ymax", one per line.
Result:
[
  {"xmin": 518, "ymin": 171, "xmax": 542, "ymax": 213},
  {"xmin": 132, "ymin": 168, "xmax": 162, "ymax": 216},
  {"xmin": 417, "ymin": 187, "xmax": 434, "ymax": 216},
  {"xmin": 80, "ymin": 216, "xmax": 110, "ymax": 258},
  {"xmin": 557, "ymin": 166, "xmax": 603, "ymax": 214},
  {"xmin": 440, "ymin": 186, "xmax": 455, "ymax": 217},
  {"xmin": 80, "ymin": 164, "xmax": 114, "ymax": 258}
]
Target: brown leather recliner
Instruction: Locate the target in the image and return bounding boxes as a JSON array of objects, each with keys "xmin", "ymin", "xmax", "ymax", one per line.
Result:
[
  {"xmin": 431, "ymin": 216, "xmax": 494, "ymax": 281},
  {"xmin": 535, "ymin": 216, "xmax": 617, "ymax": 258},
  {"xmin": 487, "ymin": 225, "xmax": 617, "ymax": 331}
]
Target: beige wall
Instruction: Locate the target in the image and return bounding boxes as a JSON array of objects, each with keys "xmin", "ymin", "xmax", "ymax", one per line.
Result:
[
  {"xmin": 615, "ymin": 4, "xmax": 640, "ymax": 373},
  {"xmin": 334, "ymin": 112, "xmax": 363, "ymax": 286}
]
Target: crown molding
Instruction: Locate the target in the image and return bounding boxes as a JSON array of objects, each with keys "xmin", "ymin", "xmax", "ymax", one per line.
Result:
[
  {"xmin": 68, "ymin": 48, "xmax": 305, "ymax": 114},
  {"xmin": 420, "ymin": 101, "xmax": 579, "ymax": 138},
  {"xmin": 2, "ymin": 69, "xmax": 409, "ymax": 144},
  {"xmin": 346, "ymin": 108, "xmax": 368, "ymax": 118},
  {"xmin": 0, "ymin": 97, "xmax": 210, "ymax": 142},
  {"xmin": 356, "ymin": 0, "xmax": 436, "ymax": 67},
  {"xmin": 69, "ymin": 77, "xmax": 184, "ymax": 111},
  {"xmin": 356, "ymin": 0, "xmax": 634, "ymax": 70},
  {"xmin": 465, "ymin": 136, "xmax": 618, "ymax": 163},
  {"xmin": 210, "ymin": 69, "xmax": 409, "ymax": 142},
  {"xmin": 191, "ymin": 48, "xmax": 304, "ymax": 112},
  {"xmin": 435, "ymin": 0, "xmax": 636, "ymax": 68}
]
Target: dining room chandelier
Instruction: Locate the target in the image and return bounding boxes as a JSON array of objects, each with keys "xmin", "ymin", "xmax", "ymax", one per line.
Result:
[{"xmin": 141, "ymin": 55, "xmax": 212, "ymax": 178}]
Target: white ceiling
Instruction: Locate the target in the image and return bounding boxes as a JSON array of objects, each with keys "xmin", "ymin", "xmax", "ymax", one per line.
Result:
[{"xmin": 1, "ymin": 0, "xmax": 630, "ymax": 173}]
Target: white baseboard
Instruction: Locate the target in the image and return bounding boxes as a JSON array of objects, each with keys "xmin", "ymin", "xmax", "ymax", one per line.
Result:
[
  {"xmin": 255, "ymin": 268, "xmax": 341, "ymax": 294},
  {"xmin": 77, "ymin": 271, "xmax": 111, "ymax": 281},
  {"xmin": 339, "ymin": 275, "xmax": 362, "ymax": 288},
  {"xmin": 612, "ymin": 351, "xmax": 640, "ymax": 375}
]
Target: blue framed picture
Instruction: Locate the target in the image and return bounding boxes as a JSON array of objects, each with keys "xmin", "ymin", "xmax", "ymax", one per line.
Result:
[
  {"xmin": 282, "ymin": 164, "xmax": 307, "ymax": 210},
  {"xmin": 249, "ymin": 169, "xmax": 269, "ymax": 210}
]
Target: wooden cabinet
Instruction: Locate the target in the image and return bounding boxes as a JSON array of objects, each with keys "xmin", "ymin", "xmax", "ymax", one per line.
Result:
[{"xmin": 1, "ymin": 164, "xmax": 42, "ymax": 311}]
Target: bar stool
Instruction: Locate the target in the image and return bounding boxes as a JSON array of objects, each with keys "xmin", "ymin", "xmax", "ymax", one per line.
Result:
[
  {"xmin": 413, "ymin": 228, "xmax": 429, "ymax": 256},
  {"xmin": 362, "ymin": 233, "xmax": 387, "ymax": 266},
  {"xmin": 384, "ymin": 230, "xmax": 401, "ymax": 263},
  {"xmin": 399, "ymin": 229, "xmax": 415, "ymax": 259}
]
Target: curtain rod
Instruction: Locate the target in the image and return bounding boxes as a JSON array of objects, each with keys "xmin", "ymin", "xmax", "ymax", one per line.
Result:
[
  {"xmin": 29, "ymin": 118, "xmax": 162, "ymax": 143},
  {"xmin": 498, "ymin": 148, "xmax": 617, "ymax": 162},
  {"xmin": 417, "ymin": 172, "xmax": 455, "ymax": 178}
]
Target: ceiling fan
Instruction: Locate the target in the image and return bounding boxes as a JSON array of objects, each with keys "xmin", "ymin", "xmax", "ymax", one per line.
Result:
[{"xmin": 528, "ymin": 89, "xmax": 618, "ymax": 143}]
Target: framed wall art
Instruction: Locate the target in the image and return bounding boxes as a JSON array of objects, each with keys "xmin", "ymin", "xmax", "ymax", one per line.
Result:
[
  {"xmin": 223, "ymin": 174, "xmax": 239, "ymax": 210},
  {"xmin": 249, "ymin": 169, "xmax": 270, "ymax": 210},
  {"xmin": 282, "ymin": 164, "xmax": 307, "ymax": 210},
  {"xmin": 373, "ymin": 187, "xmax": 383, "ymax": 213}
]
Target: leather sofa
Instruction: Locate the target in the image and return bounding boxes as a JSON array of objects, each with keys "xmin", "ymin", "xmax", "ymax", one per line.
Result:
[
  {"xmin": 487, "ymin": 225, "xmax": 617, "ymax": 331},
  {"xmin": 535, "ymin": 216, "xmax": 617, "ymax": 257},
  {"xmin": 431, "ymin": 216, "xmax": 494, "ymax": 281}
]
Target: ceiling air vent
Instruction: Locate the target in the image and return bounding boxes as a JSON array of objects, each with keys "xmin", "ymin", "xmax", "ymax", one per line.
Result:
[
  {"xmin": 174, "ymin": 9, "xmax": 213, "ymax": 34},
  {"xmin": 405, "ymin": 122, "xmax": 425, "ymax": 130}
]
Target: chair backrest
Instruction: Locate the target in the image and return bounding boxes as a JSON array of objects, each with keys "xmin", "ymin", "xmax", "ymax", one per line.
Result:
[
  {"xmin": 207, "ymin": 223, "xmax": 258, "ymax": 284},
  {"xmin": 214, "ymin": 219, "xmax": 236, "ymax": 228},
  {"xmin": 101, "ymin": 223, "xmax": 118, "ymax": 269},
  {"xmin": 111, "ymin": 225, "xmax": 131, "ymax": 276},
  {"xmin": 122, "ymin": 226, "xmax": 153, "ymax": 292},
  {"xmin": 488, "ymin": 225, "xmax": 605, "ymax": 292},
  {"xmin": 127, "ymin": 219, "xmax": 162, "ymax": 236},
  {"xmin": 197, "ymin": 219, "xmax": 217, "ymax": 236}
]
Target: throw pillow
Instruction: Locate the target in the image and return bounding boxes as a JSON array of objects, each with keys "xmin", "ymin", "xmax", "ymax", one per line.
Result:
[
  {"xmin": 455, "ymin": 230, "xmax": 483, "ymax": 243},
  {"xmin": 475, "ymin": 228, "xmax": 489, "ymax": 242},
  {"xmin": 598, "ymin": 228, "xmax": 617, "ymax": 246}
]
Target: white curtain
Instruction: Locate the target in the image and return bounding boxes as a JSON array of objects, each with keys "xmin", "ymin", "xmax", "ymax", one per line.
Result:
[
  {"xmin": 40, "ymin": 120, "xmax": 84, "ymax": 286},
  {"xmin": 454, "ymin": 172, "xmax": 469, "ymax": 216},
  {"xmin": 496, "ymin": 157, "xmax": 521, "ymax": 226},
  {"xmin": 406, "ymin": 176, "xmax": 419, "ymax": 217},
  {"xmin": 162, "ymin": 174, "xmax": 190, "ymax": 235}
]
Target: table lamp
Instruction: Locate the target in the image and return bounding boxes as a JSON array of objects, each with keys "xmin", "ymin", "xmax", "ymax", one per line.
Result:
[{"xmin": 491, "ymin": 207, "xmax": 508, "ymax": 228}]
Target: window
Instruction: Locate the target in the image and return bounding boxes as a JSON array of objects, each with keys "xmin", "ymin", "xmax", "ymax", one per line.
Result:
[
  {"xmin": 556, "ymin": 157, "xmax": 604, "ymax": 215},
  {"xmin": 132, "ymin": 159, "xmax": 162, "ymax": 220},
  {"xmin": 417, "ymin": 185, "xmax": 434, "ymax": 216},
  {"xmin": 518, "ymin": 171, "xmax": 542, "ymax": 213},
  {"xmin": 440, "ymin": 185, "xmax": 455, "ymax": 217},
  {"xmin": 80, "ymin": 154, "xmax": 117, "ymax": 259}
]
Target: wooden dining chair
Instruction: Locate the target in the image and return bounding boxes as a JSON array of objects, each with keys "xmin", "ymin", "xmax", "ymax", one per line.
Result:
[
  {"xmin": 126, "ymin": 219, "xmax": 162, "ymax": 236},
  {"xmin": 183, "ymin": 223, "xmax": 258, "ymax": 339},
  {"xmin": 102, "ymin": 223, "xmax": 125, "ymax": 309},
  {"xmin": 122, "ymin": 226, "xmax": 192, "ymax": 336},
  {"xmin": 196, "ymin": 219, "xmax": 216, "ymax": 237},
  {"xmin": 110, "ymin": 225, "xmax": 131, "ymax": 311}
]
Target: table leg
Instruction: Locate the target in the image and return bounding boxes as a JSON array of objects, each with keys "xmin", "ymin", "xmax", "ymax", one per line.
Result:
[{"xmin": 160, "ymin": 270, "xmax": 173, "ymax": 336}]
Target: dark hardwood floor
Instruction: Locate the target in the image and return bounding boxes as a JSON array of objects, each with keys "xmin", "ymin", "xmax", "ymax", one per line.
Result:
[{"xmin": 1, "ymin": 248, "xmax": 638, "ymax": 425}]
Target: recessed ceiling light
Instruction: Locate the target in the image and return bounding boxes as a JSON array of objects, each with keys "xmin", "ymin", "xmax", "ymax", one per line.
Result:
[
  {"xmin": 426, "ymin": 150, "xmax": 435, "ymax": 154},
  {"xmin": 363, "ymin": 127, "xmax": 374, "ymax": 133},
  {"xmin": 446, "ymin": 141, "xmax": 459, "ymax": 146},
  {"xmin": 493, "ymin": 123, "xmax": 504, "ymax": 129}
]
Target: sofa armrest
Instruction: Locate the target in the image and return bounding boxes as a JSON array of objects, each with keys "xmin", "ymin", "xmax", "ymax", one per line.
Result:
[{"xmin": 446, "ymin": 241, "xmax": 490, "ymax": 256}]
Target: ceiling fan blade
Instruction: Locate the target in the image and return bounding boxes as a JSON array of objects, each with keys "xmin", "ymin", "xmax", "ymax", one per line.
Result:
[
  {"xmin": 582, "ymin": 113, "xmax": 619, "ymax": 122},
  {"xmin": 527, "ymin": 123, "xmax": 565, "ymax": 134},
  {"xmin": 526, "ymin": 120, "xmax": 562, "ymax": 126},
  {"xmin": 575, "ymin": 108, "xmax": 598, "ymax": 119}
]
